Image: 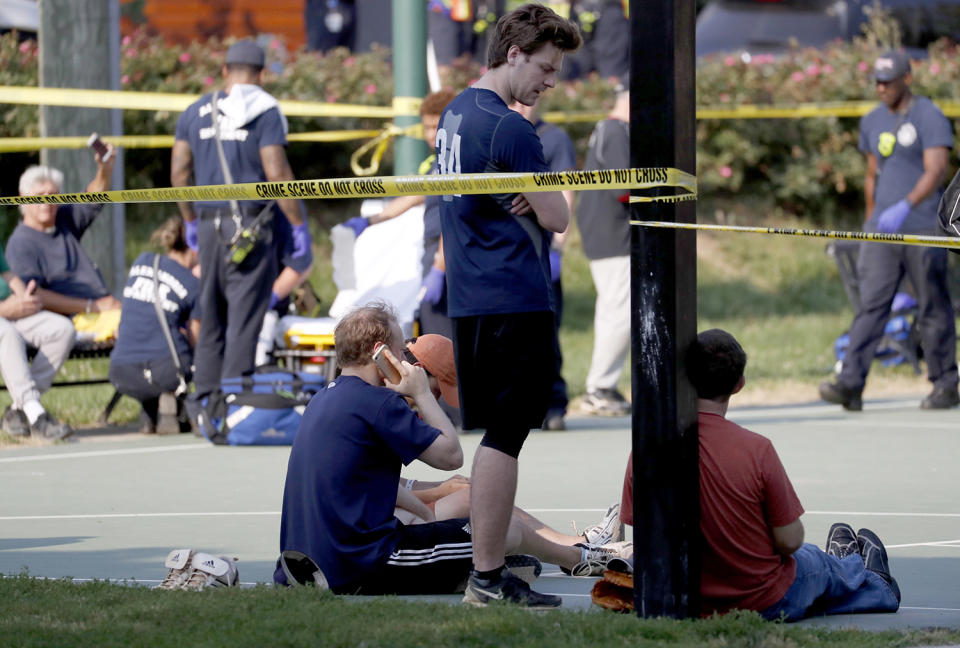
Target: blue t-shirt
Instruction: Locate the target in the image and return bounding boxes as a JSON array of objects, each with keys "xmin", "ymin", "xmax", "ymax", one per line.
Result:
[
  {"xmin": 0, "ymin": 243, "xmax": 10, "ymax": 301},
  {"xmin": 110, "ymin": 252, "xmax": 201, "ymax": 366},
  {"xmin": 533, "ymin": 119, "xmax": 576, "ymax": 174},
  {"xmin": 437, "ymin": 88, "xmax": 555, "ymax": 317},
  {"xmin": 276, "ymin": 375, "xmax": 441, "ymax": 591},
  {"xmin": 6, "ymin": 204, "xmax": 110, "ymax": 299},
  {"xmin": 174, "ymin": 91, "xmax": 288, "ymax": 211},
  {"xmin": 859, "ymin": 95, "xmax": 953, "ymax": 234}
]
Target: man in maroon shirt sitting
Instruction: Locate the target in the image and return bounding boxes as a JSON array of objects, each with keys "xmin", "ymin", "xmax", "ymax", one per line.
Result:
[{"xmin": 621, "ymin": 329, "xmax": 901, "ymax": 620}]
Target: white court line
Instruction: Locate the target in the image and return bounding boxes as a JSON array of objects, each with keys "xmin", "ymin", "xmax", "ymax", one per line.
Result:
[
  {"xmin": 804, "ymin": 420, "xmax": 960, "ymax": 430},
  {"xmin": 901, "ymin": 606, "xmax": 960, "ymax": 612},
  {"xmin": 0, "ymin": 511, "xmax": 279, "ymax": 521},
  {"xmin": 887, "ymin": 540, "xmax": 960, "ymax": 549},
  {"xmin": 0, "ymin": 444, "xmax": 208, "ymax": 463},
  {"xmin": 805, "ymin": 511, "xmax": 960, "ymax": 518}
]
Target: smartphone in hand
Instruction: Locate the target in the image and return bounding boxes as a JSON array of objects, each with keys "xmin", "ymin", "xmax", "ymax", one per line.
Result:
[
  {"xmin": 87, "ymin": 133, "xmax": 113, "ymax": 162},
  {"xmin": 372, "ymin": 343, "xmax": 402, "ymax": 384}
]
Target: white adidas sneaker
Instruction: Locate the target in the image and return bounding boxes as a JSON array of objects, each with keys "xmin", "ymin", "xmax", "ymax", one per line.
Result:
[
  {"xmin": 155, "ymin": 548, "xmax": 196, "ymax": 590},
  {"xmin": 182, "ymin": 552, "xmax": 239, "ymax": 591}
]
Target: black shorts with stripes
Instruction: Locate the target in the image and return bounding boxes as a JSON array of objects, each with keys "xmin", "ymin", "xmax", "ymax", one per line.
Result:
[{"xmin": 353, "ymin": 518, "xmax": 473, "ymax": 595}]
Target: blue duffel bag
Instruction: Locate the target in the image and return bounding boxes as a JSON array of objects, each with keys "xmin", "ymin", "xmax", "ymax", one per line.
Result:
[{"xmin": 196, "ymin": 368, "xmax": 325, "ymax": 446}]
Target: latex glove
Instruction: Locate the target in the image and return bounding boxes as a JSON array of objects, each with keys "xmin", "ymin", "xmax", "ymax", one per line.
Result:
[
  {"xmin": 891, "ymin": 291, "xmax": 917, "ymax": 313},
  {"xmin": 269, "ymin": 291, "xmax": 280, "ymax": 310},
  {"xmin": 877, "ymin": 199, "xmax": 911, "ymax": 233},
  {"xmin": 185, "ymin": 218, "xmax": 199, "ymax": 251},
  {"xmin": 421, "ymin": 267, "xmax": 446, "ymax": 305},
  {"xmin": 549, "ymin": 248, "xmax": 562, "ymax": 283},
  {"xmin": 344, "ymin": 216, "xmax": 369, "ymax": 238},
  {"xmin": 292, "ymin": 223, "xmax": 312, "ymax": 259}
]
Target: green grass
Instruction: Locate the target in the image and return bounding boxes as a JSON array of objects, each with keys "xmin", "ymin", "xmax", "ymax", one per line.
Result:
[{"xmin": 2, "ymin": 574, "xmax": 959, "ymax": 648}]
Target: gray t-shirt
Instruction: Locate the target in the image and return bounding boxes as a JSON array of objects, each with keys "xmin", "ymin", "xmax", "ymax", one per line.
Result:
[
  {"xmin": 859, "ymin": 95, "xmax": 953, "ymax": 234},
  {"xmin": 577, "ymin": 118, "xmax": 631, "ymax": 260},
  {"xmin": 6, "ymin": 203, "xmax": 110, "ymax": 299}
]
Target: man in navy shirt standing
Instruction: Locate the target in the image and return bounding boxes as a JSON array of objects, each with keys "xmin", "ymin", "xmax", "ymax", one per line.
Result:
[
  {"xmin": 820, "ymin": 51, "xmax": 958, "ymax": 411},
  {"xmin": 437, "ymin": 4, "xmax": 581, "ymax": 607},
  {"xmin": 171, "ymin": 40, "xmax": 312, "ymax": 421}
]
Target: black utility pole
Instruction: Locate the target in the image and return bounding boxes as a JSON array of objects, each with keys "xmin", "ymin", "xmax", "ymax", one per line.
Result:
[{"xmin": 630, "ymin": 0, "xmax": 699, "ymax": 618}]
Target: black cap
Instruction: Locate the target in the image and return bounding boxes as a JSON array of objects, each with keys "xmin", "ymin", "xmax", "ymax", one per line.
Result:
[
  {"xmin": 225, "ymin": 40, "xmax": 265, "ymax": 68},
  {"xmin": 873, "ymin": 50, "xmax": 910, "ymax": 82}
]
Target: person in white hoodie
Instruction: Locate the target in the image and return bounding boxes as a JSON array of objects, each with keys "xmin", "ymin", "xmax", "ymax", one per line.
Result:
[{"xmin": 171, "ymin": 40, "xmax": 312, "ymax": 422}]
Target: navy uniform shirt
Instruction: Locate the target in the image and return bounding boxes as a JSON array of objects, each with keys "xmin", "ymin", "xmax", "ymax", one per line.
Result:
[
  {"xmin": 859, "ymin": 95, "xmax": 953, "ymax": 234},
  {"xmin": 110, "ymin": 252, "xmax": 201, "ymax": 366},
  {"xmin": 437, "ymin": 88, "xmax": 554, "ymax": 317},
  {"xmin": 276, "ymin": 375, "xmax": 440, "ymax": 592}
]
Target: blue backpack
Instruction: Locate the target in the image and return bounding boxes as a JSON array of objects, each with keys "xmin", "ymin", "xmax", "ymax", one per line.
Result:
[{"xmin": 196, "ymin": 368, "xmax": 325, "ymax": 446}]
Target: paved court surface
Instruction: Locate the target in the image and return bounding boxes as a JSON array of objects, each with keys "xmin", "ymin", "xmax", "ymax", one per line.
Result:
[{"xmin": 2, "ymin": 395, "xmax": 959, "ymax": 630}]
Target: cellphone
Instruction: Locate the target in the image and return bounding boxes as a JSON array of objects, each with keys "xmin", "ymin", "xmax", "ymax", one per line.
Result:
[
  {"xmin": 87, "ymin": 133, "xmax": 113, "ymax": 162},
  {"xmin": 372, "ymin": 343, "xmax": 402, "ymax": 384}
]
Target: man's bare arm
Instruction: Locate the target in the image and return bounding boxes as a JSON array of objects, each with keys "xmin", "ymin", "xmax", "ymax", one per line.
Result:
[
  {"xmin": 171, "ymin": 140, "xmax": 197, "ymax": 222},
  {"xmin": 260, "ymin": 144, "xmax": 303, "ymax": 227},
  {"xmin": 36, "ymin": 288, "xmax": 119, "ymax": 316},
  {"xmin": 864, "ymin": 153, "xmax": 877, "ymax": 224},
  {"xmin": 771, "ymin": 519, "xmax": 804, "ymax": 557},
  {"xmin": 906, "ymin": 146, "xmax": 950, "ymax": 207}
]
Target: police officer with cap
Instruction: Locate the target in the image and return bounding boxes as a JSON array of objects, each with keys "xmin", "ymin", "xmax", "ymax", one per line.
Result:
[
  {"xmin": 820, "ymin": 50, "xmax": 958, "ymax": 411},
  {"xmin": 171, "ymin": 39, "xmax": 312, "ymax": 418}
]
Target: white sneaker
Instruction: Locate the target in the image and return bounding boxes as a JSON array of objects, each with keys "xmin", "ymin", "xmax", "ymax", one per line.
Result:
[
  {"xmin": 182, "ymin": 552, "xmax": 239, "ymax": 591},
  {"xmin": 569, "ymin": 543, "xmax": 617, "ymax": 577},
  {"xmin": 581, "ymin": 503, "xmax": 624, "ymax": 546},
  {"xmin": 155, "ymin": 548, "xmax": 196, "ymax": 590}
]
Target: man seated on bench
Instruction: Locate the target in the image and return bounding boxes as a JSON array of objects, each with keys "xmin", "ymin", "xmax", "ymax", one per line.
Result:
[
  {"xmin": 0, "ymin": 240, "xmax": 74, "ymax": 441},
  {"xmin": 7, "ymin": 149, "xmax": 122, "ymax": 340}
]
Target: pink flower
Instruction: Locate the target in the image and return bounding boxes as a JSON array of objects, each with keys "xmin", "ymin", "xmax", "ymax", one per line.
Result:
[
  {"xmin": 122, "ymin": 35, "xmax": 132, "ymax": 46},
  {"xmin": 365, "ymin": 83, "xmax": 377, "ymax": 95},
  {"xmin": 805, "ymin": 64, "xmax": 821, "ymax": 76},
  {"xmin": 791, "ymin": 71, "xmax": 805, "ymax": 82},
  {"xmin": 858, "ymin": 61, "xmax": 869, "ymax": 72},
  {"xmin": 18, "ymin": 41, "xmax": 31, "ymax": 53},
  {"xmin": 719, "ymin": 93, "xmax": 730, "ymax": 103},
  {"xmin": 178, "ymin": 52, "xmax": 191, "ymax": 63},
  {"xmin": 126, "ymin": 48, "xmax": 137, "ymax": 58},
  {"xmin": 343, "ymin": 56, "xmax": 356, "ymax": 68},
  {"xmin": 204, "ymin": 76, "xmax": 214, "ymax": 86},
  {"xmin": 822, "ymin": 64, "xmax": 834, "ymax": 74},
  {"xmin": 269, "ymin": 39, "xmax": 280, "ymax": 50},
  {"xmin": 931, "ymin": 62, "xmax": 941, "ymax": 75},
  {"xmin": 724, "ymin": 55, "xmax": 736, "ymax": 67},
  {"xmin": 121, "ymin": 74, "xmax": 130, "ymax": 85},
  {"xmin": 479, "ymin": 66, "xmax": 487, "ymax": 75},
  {"xmin": 719, "ymin": 166, "xmax": 732, "ymax": 178}
]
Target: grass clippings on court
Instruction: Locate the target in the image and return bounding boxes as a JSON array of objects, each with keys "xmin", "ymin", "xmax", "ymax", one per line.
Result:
[{"xmin": 2, "ymin": 574, "xmax": 960, "ymax": 648}]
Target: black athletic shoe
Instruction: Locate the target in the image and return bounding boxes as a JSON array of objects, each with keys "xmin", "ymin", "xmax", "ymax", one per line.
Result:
[
  {"xmin": 920, "ymin": 386, "xmax": 960, "ymax": 410},
  {"xmin": 1, "ymin": 406, "xmax": 29, "ymax": 437},
  {"xmin": 463, "ymin": 571, "xmax": 561, "ymax": 609},
  {"xmin": 857, "ymin": 528, "xmax": 901, "ymax": 603},
  {"xmin": 825, "ymin": 522, "xmax": 860, "ymax": 560},
  {"xmin": 819, "ymin": 381, "xmax": 863, "ymax": 411},
  {"xmin": 504, "ymin": 554, "xmax": 542, "ymax": 585},
  {"xmin": 29, "ymin": 412, "xmax": 72, "ymax": 441}
]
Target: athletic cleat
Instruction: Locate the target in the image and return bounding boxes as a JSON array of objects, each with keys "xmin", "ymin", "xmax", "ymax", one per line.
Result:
[
  {"xmin": 182, "ymin": 552, "xmax": 239, "ymax": 591},
  {"xmin": 279, "ymin": 550, "xmax": 329, "ymax": 589},
  {"xmin": 581, "ymin": 503, "xmax": 624, "ymax": 546},
  {"xmin": 504, "ymin": 554, "xmax": 542, "ymax": 585},
  {"xmin": 825, "ymin": 523, "xmax": 860, "ymax": 560},
  {"xmin": 155, "ymin": 548, "xmax": 196, "ymax": 590},
  {"xmin": 856, "ymin": 528, "xmax": 901, "ymax": 603},
  {"xmin": 568, "ymin": 543, "xmax": 617, "ymax": 577},
  {"xmin": 463, "ymin": 571, "xmax": 561, "ymax": 609}
]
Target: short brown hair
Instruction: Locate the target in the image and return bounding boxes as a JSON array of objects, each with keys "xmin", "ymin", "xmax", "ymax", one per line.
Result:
[
  {"xmin": 686, "ymin": 329, "xmax": 747, "ymax": 401},
  {"xmin": 334, "ymin": 302, "xmax": 399, "ymax": 369},
  {"xmin": 487, "ymin": 3, "xmax": 582, "ymax": 69},
  {"xmin": 150, "ymin": 215, "xmax": 188, "ymax": 253},
  {"xmin": 420, "ymin": 89, "xmax": 457, "ymax": 118}
]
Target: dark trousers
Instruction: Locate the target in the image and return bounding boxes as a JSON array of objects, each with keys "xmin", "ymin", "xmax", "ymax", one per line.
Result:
[
  {"xmin": 192, "ymin": 210, "xmax": 278, "ymax": 398},
  {"xmin": 109, "ymin": 356, "xmax": 188, "ymax": 424},
  {"xmin": 839, "ymin": 242, "xmax": 958, "ymax": 390},
  {"xmin": 548, "ymin": 277, "xmax": 568, "ymax": 416}
]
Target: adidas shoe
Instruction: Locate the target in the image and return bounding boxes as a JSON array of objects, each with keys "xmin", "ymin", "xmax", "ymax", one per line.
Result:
[
  {"xmin": 581, "ymin": 503, "xmax": 624, "ymax": 546},
  {"xmin": 182, "ymin": 552, "xmax": 239, "ymax": 591},
  {"xmin": 463, "ymin": 570, "xmax": 561, "ymax": 609},
  {"xmin": 504, "ymin": 554, "xmax": 542, "ymax": 585},
  {"xmin": 825, "ymin": 523, "xmax": 860, "ymax": 560},
  {"xmin": 155, "ymin": 548, "xmax": 196, "ymax": 590}
]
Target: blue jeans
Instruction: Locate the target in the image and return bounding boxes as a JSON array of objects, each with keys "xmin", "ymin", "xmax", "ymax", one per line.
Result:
[{"xmin": 761, "ymin": 544, "xmax": 899, "ymax": 621}]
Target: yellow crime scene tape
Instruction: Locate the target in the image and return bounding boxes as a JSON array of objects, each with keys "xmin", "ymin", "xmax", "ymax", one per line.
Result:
[
  {"xmin": 0, "ymin": 167, "xmax": 696, "ymax": 207},
  {"xmin": 631, "ymin": 220, "xmax": 960, "ymax": 250},
  {"xmin": 697, "ymin": 100, "xmax": 960, "ymax": 120}
]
